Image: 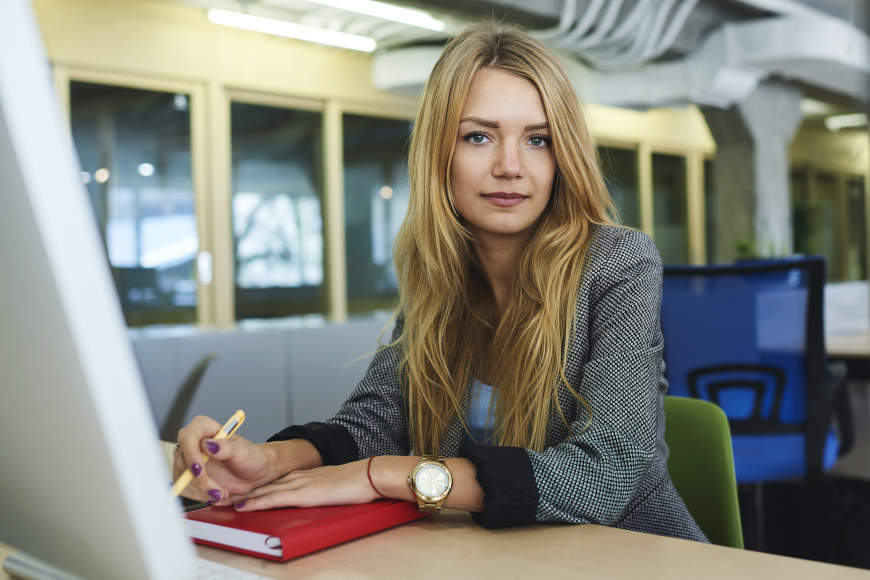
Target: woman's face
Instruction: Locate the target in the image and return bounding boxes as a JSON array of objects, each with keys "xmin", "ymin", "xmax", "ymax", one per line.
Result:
[{"xmin": 450, "ymin": 67, "xmax": 555, "ymax": 242}]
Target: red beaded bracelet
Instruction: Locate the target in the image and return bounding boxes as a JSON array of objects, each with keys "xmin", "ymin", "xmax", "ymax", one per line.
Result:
[{"xmin": 367, "ymin": 456, "xmax": 388, "ymax": 499}]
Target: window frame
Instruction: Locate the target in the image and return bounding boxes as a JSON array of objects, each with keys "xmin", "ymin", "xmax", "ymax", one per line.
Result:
[{"xmin": 56, "ymin": 65, "xmax": 213, "ymax": 323}]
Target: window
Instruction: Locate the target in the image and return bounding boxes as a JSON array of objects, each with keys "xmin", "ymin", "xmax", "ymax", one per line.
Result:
[
  {"xmin": 791, "ymin": 169, "xmax": 866, "ymax": 282},
  {"xmin": 652, "ymin": 153, "xmax": 689, "ymax": 264},
  {"xmin": 598, "ymin": 146, "xmax": 640, "ymax": 228},
  {"xmin": 845, "ymin": 177, "xmax": 867, "ymax": 281},
  {"xmin": 790, "ymin": 168, "xmax": 814, "ymax": 256},
  {"xmin": 230, "ymin": 102, "xmax": 325, "ymax": 319},
  {"xmin": 69, "ymin": 81, "xmax": 197, "ymax": 326},
  {"xmin": 815, "ymin": 172, "xmax": 843, "ymax": 281},
  {"xmin": 704, "ymin": 158, "xmax": 716, "ymax": 263},
  {"xmin": 342, "ymin": 114, "xmax": 412, "ymax": 313}
]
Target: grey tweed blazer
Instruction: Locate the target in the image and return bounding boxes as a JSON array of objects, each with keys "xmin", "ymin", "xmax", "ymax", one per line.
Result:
[{"xmin": 272, "ymin": 225, "xmax": 707, "ymax": 542}]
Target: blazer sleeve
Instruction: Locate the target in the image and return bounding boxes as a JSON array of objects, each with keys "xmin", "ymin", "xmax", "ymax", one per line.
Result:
[
  {"xmin": 268, "ymin": 319, "xmax": 410, "ymax": 464},
  {"xmin": 465, "ymin": 229, "xmax": 666, "ymax": 527},
  {"xmin": 531, "ymin": 229, "xmax": 664, "ymax": 524}
]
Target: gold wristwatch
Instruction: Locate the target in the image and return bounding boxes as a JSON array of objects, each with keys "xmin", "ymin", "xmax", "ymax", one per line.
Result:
[{"xmin": 407, "ymin": 455, "xmax": 453, "ymax": 513}]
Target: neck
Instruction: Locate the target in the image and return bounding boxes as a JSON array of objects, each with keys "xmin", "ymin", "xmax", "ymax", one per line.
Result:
[{"xmin": 473, "ymin": 231, "xmax": 531, "ymax": 318}]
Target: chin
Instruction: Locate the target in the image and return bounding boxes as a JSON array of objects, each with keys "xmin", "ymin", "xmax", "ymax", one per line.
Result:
[{"xmin": 474, "ymin": 223, "xmax": 537, "ymax": 239}]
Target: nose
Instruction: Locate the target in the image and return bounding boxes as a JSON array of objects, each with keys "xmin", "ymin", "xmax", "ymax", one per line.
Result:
[{"xmin": 492, "ymin": 142, "xmax": 522, "ymax": 179}]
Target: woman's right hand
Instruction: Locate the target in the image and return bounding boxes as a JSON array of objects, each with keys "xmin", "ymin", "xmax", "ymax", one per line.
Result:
[{"xmin": 172, "ymin": 415, "xmax": 281, "ymax": 504}]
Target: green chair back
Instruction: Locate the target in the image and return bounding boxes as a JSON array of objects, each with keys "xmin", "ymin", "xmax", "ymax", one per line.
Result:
[{"xmin": 664, "ymin": 396, "xmax": 744, "ymax": 548}]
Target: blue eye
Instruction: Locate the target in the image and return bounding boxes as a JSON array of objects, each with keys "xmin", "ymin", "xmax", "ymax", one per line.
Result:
[
  {"xmin": 463, "ymin": 132, "xmax": 489, "ymax": 145},
  {"xmin": 529, "ymin": 135, "xmax": 551, "ymax": 148}
]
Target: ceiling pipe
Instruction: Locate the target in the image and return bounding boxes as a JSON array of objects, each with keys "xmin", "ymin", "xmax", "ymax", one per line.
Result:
[
  {"xmin": 532, "ymin": 0, "xmax": 578, "ymax": 41},
  {"xmin": 551, "ymin": 0, "xmax": 605, "ymax": 49},
  {"xmin": 584, "ymin": 0, "xmax": 698, "ymax": 69},
  {"xmin": 372, "ymin": 13, "xmax": 869, "ymax": 107}
]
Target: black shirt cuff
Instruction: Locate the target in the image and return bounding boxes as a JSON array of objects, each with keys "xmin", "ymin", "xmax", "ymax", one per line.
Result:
[
  {"xmin": 267, "ymin": 422, "xmax": 359, "ymax": 465},
  {"xmin": 462, "ymin": 440, "xmax": 538, "ymax": 528}
]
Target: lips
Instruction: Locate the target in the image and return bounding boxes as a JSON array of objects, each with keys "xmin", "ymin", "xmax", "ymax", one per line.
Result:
[{"xmin": 480, "ymin": 192, "xmax": 529, "ymax": 207}]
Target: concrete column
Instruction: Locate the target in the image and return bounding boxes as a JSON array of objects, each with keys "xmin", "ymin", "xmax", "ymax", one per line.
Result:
[{"xmin": 702, "ymin": 80, "xmax": 803, "ymax": 262}]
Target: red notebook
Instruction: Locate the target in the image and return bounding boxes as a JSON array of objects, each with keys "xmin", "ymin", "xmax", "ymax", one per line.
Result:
[{"xmin": 184, "ymin": 500, "xmax": 428, "ymax": 561}]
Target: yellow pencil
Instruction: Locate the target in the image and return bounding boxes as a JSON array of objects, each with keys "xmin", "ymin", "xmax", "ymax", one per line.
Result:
[{"xmin": 170, "ymin": 409, "xmax": 245, "ymax": 497}]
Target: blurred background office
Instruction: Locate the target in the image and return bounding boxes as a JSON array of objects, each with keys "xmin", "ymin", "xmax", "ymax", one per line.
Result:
[{"xmin": 29, "ymin": 0, "xmax": 869, "ymax": 563}]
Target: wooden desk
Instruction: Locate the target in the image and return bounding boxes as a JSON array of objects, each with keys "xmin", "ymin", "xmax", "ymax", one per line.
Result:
[
  {"xmin": 828, "ymin": 330, "xmax": 870, "ymax": 382},
  {"xmin": 4, "ymin": 520, "xmax": 867, "ymax": 580},
  {"xmin": 182, "ymin": 510, "xmax": 869, "ymax": 579},
  {"xmin": 828, "ymin": 330, "xmax": 870, "ymax": 360},
  {"xmin": 4, "ymin": 457, "xmax": 867, "ymax": 579}
]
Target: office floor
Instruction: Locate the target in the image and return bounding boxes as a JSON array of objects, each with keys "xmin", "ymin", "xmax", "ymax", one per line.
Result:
[
  {"xmin": 751, "ymin": 476, "xmax": 870, "ymax": 569},
  {"xmin": 740, "ymin": 382, "xmax": 870, "ymax": 569},
  {"xmin": 831, "ymin": 382, "xmax": 870, "ymax": 480}
]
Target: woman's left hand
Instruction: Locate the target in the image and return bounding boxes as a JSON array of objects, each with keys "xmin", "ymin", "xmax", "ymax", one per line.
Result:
[{"xmin": 226, "ymin": 459, "xmax": 379, "ymax": 511}]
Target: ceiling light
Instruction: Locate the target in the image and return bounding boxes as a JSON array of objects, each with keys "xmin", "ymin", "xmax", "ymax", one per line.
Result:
[
  {"xmin": 208, "ymin": 9, "xmax": 377, "ymax": 53},
  {"xmin": 94, "ymin": 168, "xmax": 110, "ymax": 184},
  {"xmin": 303, "ymin": 0, "xmax": 445, "ymax": 32},
  {"xmin": 173, "ymin": 94, "xmax": 189, "ymax": 111},
  {"xmin": 799, "ymin": 98, "xmax": 835, "ymax": 116},
  {"xmin": 824, "ymin": 113, "xmax": 868, "ymax": 131},
  {"xmin": 137, "ymin": 163, "xmax": 155, "ymax": 177}
]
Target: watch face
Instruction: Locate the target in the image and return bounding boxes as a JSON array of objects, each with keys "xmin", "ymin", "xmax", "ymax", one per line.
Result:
[{"xmin": 415, "ymin": 464, "xmax": 450, "ymax": 499}]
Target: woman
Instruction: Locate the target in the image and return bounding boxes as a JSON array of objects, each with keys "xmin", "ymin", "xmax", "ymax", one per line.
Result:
[{"xmin": 175, "ymin": 23, "xmax": 707, "ymax": 542}]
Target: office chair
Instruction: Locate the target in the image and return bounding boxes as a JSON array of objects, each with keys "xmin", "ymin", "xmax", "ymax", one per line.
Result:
[
  {"xmin": 158, "ymin": 354, "xmax": 217, "ymax": 441},
  {"xmin": 660, "ymin": 257, "xmax": 853, "ymax": 547},
  {"xmin": 664, "ymin": 396, "xmax": 743, "ymax": 548}
]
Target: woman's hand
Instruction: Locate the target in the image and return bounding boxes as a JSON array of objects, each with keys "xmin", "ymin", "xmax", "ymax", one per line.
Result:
[
  {"xmin": 173, "ymin": 415, "xmax": 321, "ymax": 503},
  {"xmin": 229, "ymin": 459, "xmax": 378, "ymax": 511}
]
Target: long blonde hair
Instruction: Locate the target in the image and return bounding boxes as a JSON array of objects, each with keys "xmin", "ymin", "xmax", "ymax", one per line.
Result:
[{"xmin": 393, "ymin": 23, "xmax": 616, "ymax": 453}]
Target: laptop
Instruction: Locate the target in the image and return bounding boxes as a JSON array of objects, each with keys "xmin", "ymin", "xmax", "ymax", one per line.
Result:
[{"xmin": 0, "ymin": 1, "xmax": 264, "ymax": 578}]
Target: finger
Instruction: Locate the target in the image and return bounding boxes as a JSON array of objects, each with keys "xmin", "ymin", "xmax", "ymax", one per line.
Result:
[
  {"xmin": 233, "ymin": 489, "xmax": 304, "ymax": 512},
  {"xmin": 234, "ymin": 479, "xmax": 303, "ymax": 503},
  {"xmin": 171, "ymin": 456, "xmax": 215, "ymax": 501},
  {"xmin": 176, "ymin": 416, "xmax": 227, "ymax": 501},
  {"xmin": 201, "ymin": 435, "xmax": 272, "ymax": 485},
  {"xmin": 200, "ymin": 434, "xmax": 251, "ymax": 462},
  {"xmin": 177, "ymin": 415, "xmax": 221, "ymax": 473},
  {"xmin": 172, "ymin": 447, "xmax": 186, "ymax": 480}
]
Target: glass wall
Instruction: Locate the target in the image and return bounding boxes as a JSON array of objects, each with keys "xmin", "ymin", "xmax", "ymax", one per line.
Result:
[
  {"xmin": 704, "ymin": 159, "xmax": 716, "ymax": 263},
  {"xmin": 846, "ymin": 177, "xmax": 867, "ymax": 281},
  {"xmin": 815, "ymin": 172, "xmax": 844, "ymax": 280},
  {"xmin": 791, "ymin": 170, "xmax": 867, "ymax": 282},
  {"xmin": 230, "ymin": 102, "xmax": 325, "ymax": 319},
  {"xmin": 342, "ymin": 114, "xmax": 412, "ymax": 313},
  {"xmin": 67, "ymin": 83, "xmax": 721, "ymax": 325},
  {"xmin": 598, "ymin": 146, "xmax": 640, "ymax": 228},
  {"xmin": 790, "ymin": 168, "xmax": 814, "ymax": 256},
  {"xmin": 69, "ymin": 81, "xmax": 197, "ymax": 326},
  {"xmin": 652, "ymin": 153, "xmax": 689, "ymax": 264}
]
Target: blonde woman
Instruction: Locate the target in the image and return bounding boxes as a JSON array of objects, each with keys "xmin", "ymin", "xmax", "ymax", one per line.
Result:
[{"xmin": 175, "ymin": 24, "xmax": 707, "ymax": 542}]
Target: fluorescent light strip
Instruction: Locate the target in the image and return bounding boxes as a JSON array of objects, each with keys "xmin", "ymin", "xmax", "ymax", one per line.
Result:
[
  {"xmin": 303, "ymin": 0, "xmax": 445, "ymax": 32},
  {"xmin": 207, "ymin": 9, "xmax": 377, "ymax": 53},
  {"xmin": 824, "ymin": 113, "xmax": 868, "ymax": 131}
]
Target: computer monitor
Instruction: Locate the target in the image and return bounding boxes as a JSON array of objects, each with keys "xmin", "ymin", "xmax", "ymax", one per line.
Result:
[{"xmin": 0, "ymin": 1, "xmax": 196, "ymax": 578}]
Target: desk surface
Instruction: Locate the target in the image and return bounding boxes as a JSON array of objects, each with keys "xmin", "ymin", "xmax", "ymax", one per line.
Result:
[
  {"xmin": 186, "ymin": 510, "xmax": 869, "ymax": 580},
  {"xmin": 828, "ymin": 330, "xmax": 870, "ymax": 359},
  {"xmin": 3, "ymin": 450, "xmax": 870, "ymax": 579},
  {"xmin": 3, "ymin": 514, "xmax": 869, "ymax": 580}
]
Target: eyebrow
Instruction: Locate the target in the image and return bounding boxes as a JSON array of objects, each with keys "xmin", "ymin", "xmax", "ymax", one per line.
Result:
[{"xmin": 459, "ymin": 117, "xmax": 550, "ymax": 131}]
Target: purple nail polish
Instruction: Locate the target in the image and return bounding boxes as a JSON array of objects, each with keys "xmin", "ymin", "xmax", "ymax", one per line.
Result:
[
  {"xmin": 234, "ymin": 501, "xmax": 245, "ymax": 509},
  {"xmin": 191, "ymin": 463, "xmax": 202, "ymax": 477},
  {"xmin": 208, "ymin": 489, "xmax": 222, "ymax": 501},
  {"xmin": 205, "ymin": 500, "xmax": 214, "ymax": 507},
  {"xmin": 206, "ymin": 441, "xmax": 220, "ymax": 455}
]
